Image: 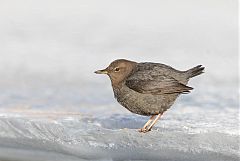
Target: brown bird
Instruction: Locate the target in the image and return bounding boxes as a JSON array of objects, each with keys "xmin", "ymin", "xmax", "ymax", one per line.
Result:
[{"xmin": 95, "ymin": 59, "xmax": 204, "ymax": 133}]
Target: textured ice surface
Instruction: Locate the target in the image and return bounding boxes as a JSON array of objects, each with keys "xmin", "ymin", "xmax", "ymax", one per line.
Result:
[
  {"xmin": 0, "ymin": 112, "xmax": 239, "ymax": 161},
  {"xmin": 0, "ymin": 85, "xmax": 239, "ymax": 161}
]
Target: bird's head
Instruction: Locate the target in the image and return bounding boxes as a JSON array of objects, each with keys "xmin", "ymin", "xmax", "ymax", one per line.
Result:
[{"xmin": 95, "ymin": 59, "xmax": 137, "ymax": 87}]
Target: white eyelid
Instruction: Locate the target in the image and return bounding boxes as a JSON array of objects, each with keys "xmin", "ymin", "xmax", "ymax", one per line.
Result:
[{"xmin": 114, "ymin": 67, "xmax": 120, "ymax": 72}]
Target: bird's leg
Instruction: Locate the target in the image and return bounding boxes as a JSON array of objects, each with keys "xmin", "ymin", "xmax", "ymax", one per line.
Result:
[
  {"xmin": 138, "ymin": 115, "xmax": 156, "ymax": 132},
  {"xmin": 143, "ymin": 115, "xmax": 156, "ymax": 129},
  {"xmin": 143, "ymin": 113, "xmax": 162, "ymax": 133}
]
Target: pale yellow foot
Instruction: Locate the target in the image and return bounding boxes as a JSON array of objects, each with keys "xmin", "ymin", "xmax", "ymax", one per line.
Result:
[
  {"xmin": 145, "ymin": 113, "xmax": 162, "ymax": 132},
  {"xmin": 138, "ymin": 115, "xmax": 156, "ymax": 133},
  {"xmin": 138, "ymin": 128, "xmax": 146, "ymax": 133}
]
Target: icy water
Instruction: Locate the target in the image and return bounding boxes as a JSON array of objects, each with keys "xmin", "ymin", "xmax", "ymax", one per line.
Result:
[{"xmin": 0, "ymin": 83, "xmax": 239, "ymax": 161}]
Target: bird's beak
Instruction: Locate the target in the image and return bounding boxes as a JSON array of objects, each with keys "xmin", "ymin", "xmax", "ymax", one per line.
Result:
[{"xmin": 94, "ymin": 69, "xmax": 108, "ymax": 74}]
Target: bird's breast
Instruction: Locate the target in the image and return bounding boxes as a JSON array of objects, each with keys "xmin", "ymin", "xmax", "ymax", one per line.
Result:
[{"xmin": 112, "ymin": 85, "xmax": 174, "ymax": 116}]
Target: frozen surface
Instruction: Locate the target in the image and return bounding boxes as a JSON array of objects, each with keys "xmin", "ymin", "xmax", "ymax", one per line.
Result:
[
  {"xmin": 0, "ymin": 84, "xmax": 239, "ymax": 161},
  {"xmin": 0, "ymin": 0, "xmax": 239, "ymax": 161}
]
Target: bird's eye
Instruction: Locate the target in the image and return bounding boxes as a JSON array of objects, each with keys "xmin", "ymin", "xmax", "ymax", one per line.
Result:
[{"xmin": 114, "ymin": 67, "xmax": 120, "ymax": 72}]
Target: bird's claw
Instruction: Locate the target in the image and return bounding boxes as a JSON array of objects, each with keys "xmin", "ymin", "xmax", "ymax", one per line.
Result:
[
  {"xmin": 138, "ymin": 128, "xmax": 145, "ymax": 132},
  {"xmin": 138, "ymin": 128, "xmax": 151, "ymax": 133}
]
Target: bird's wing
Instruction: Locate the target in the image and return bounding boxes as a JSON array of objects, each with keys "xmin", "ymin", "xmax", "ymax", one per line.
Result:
[{"xmin": 125, "ymin": 70, "xmax": 193, "ymax": 94}]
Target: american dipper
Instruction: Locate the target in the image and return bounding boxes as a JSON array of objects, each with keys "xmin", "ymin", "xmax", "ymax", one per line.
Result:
[{"xmin": 95, "ymin": 59, "xmax": 204, "ymax": 133}]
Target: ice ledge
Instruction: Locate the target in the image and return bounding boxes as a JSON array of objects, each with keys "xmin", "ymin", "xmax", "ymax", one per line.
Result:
[{"xmin": 0, "ymin": 116, "xmax": 239, "ymax": 161}]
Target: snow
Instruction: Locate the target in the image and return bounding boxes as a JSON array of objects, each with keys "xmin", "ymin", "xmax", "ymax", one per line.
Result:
[
  {"xmin": 0, "ymin": 112, "xmax": 239, "ymax": 161},
  {"xmin": 0, "ymin": 0, "xmax": 239, "ymax": 160},
  {"xmin": 0, "ymin": 85, "xmax": 238, "ymax": 161}
]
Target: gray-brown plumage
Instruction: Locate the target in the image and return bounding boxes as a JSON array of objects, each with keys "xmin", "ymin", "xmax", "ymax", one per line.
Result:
[{"xmin": 95, "ymin": 59, "xmax": 204, "ymax": 133}]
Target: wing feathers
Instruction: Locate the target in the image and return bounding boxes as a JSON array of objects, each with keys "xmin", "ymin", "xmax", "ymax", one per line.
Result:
[{"xmin": 125, "ymin": 71, "xmax": 193, "ymax": 95}]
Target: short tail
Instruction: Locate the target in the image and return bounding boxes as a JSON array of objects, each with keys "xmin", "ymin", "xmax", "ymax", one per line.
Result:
[{"xmin": 186, "ymin": 65, "xmax": 205, "ymax": 79}]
